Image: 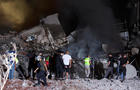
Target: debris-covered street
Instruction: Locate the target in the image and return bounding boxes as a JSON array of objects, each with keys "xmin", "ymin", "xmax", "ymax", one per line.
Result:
[{"xmin": 3, "ymin": 78, "xmax": 140, "ymax": 90}]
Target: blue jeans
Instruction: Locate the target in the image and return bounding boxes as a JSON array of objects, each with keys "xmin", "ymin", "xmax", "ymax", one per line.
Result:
[
  {"xmin": 120, "ymin": 67, "xmax": 126, "ymax": 81},
  {"xmin": 9, "ymin": 63, "xmax": 15, "ymax": 80},
  {"xmin": 120, "ymin": 72, "xmax": 124, "ymax": 80},
  {"xmin": 115, "ymin": 66, "xmax": 120, "ymax": 79}
]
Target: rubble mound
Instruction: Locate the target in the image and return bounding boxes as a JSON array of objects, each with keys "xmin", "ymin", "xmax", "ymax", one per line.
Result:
[{"xmin": 3, "ymin": 78, "xmax": 140, "ymax": 90}]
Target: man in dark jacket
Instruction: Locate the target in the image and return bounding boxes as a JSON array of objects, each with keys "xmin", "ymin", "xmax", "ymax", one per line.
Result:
[
  {"xmin": 27, "ymin": 51, "xmax": 36, "ymax": 80},
  {"xmin": 55, "ymin": 51, "xmax": 64, "ymax": 79},
  {"xmin": 34, "ymin": 57, "xmax": 48, "ymax": 86},
  {"xmin": 104, "ymin": 53, "xmax": 115, "ymax": 78},
  {"xmin": 119, "ymin": 54, "xmax": 129, "ymax": 82}
]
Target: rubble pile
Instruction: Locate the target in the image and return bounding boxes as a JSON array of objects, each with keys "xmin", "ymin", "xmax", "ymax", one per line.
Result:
[
  {"xmin": 3, "ymin": 78, "xmax": 140, "ymax": 90},
  {"xmin": 0, "ymin": 14, "xmax": 67, "ymax": 54},
  {"xmin": 18, "ymin": 24, "xmax": 67, "ymax": 52},
  {"xmin": 0, "ymin": 24, "xmax": 67, "ymax": 78},
  {"xmin": 0, "ymin": 13, "xmax": 69, "ymax": 90}
]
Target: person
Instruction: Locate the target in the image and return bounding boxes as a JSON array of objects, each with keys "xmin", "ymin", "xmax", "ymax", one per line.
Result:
[
  {"xmin": 28, "ymin": 51, "xmax": 36, "ymax": 80},
  {"xmin": 55, "ymin": 51, "xmax": 64, "ymax": 79},
  {"xmin": 8, "ymin": 50, "xmax": 16, "ymax": 80},
  {"xmin": 48, "ymin": 55, "xmax": 55, "ymax": 79},
  {"xmin": 62, "ymin": 51, "xmax": 72, "ymax": 80},
  {"xmin": 16, "ymin": 52, "xmax": 29, "ymax": 79},
  {"xmin": 116, "ymin": 53, "xmax": 122, "ymax": 79},
  {"xmin": 104, "ymin": 53, "xmax": 115, "ymax": 79},
  {"xmin": 119, "ymin": 54, "xmax": 129, "ymax": 82},
  {"xmin": 7, "ymin": 42, "xmax": 17, "ymax": 80},
  {"xmin": 89, "ymin": 57, "xmax": 94, "ymax": 78},
  {"xmin": 34, "ymin": 57, "xmax": 48, "ymax": 86},
  {"xmin": 15, "ymin": 57, "xmax": 25, "ymax": 79},
  {"xmin": 84, "ymin": 55, "xmax": 91, "ymax": 78}
]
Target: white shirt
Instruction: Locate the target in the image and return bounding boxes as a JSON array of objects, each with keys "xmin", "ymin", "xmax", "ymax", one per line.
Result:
[{"xmin": 62, "ymin": 54, "xmax": 72, "ymax": 65}]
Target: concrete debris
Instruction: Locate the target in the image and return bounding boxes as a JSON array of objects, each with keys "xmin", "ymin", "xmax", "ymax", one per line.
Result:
[
  {"xmin": 126, "ymin": 64, "xmax": 137, "ymax": 79},
  {"xmin": 19, "ymin": 25, "xmax": 67, "ymax": 51},
  {"xmin": 0, "ymin": 24, "xmax": 67, "ymax": 53},
  {"xmin": 42, "ymin": 13, "xmax": 60, "ymax": 25},
  {"xmin": 3, "ymin": 78, "xmax": 140, "ymax": 90},
  {"xmin": 131, "ymin": 48, "xmax": 139, "ymax": 55}
]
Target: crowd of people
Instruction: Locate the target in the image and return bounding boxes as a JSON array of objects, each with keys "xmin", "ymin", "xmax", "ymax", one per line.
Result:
[
  {"xmin": 7, "ymin": 44, "xmax": 131, "ymax": 87},
  {"xmin": 83, "ymin": 53, "xmax": 129, "ymax": 82},
  {"xmin": 7, "ymin": 49, "xmax": 73, "ymax": 86},
  {"xmin": 104, "ymin": 53, "xmax": 129, "ymax": 82}
]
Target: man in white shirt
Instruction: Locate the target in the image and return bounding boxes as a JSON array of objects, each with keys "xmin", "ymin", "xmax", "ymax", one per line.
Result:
[{"xmin": 62, "ymin": 51, "xmax": 72, "ymax": 79}]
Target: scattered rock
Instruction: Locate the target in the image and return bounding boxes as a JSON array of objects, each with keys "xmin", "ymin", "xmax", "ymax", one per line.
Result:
[{"xmin": 4, "ymin": 79, "xmax": 140, "ymax": 90}]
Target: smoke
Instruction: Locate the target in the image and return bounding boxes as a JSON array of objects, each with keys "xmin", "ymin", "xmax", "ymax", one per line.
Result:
[
  {"xmin": 60, "ymin": 0, "xmax": 123, "ymax": 58},
  {"xmin": 68, "ymin": 27, "xmax": 104, "ymax": 58},
  {"xmin": 0, "ymin": 0, "xmax": 56, "ymax": 32}
]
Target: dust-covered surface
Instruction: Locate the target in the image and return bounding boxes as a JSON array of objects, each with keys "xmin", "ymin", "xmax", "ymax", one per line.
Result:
[{"xmin": 3, "ymin": 78, "xmax": 140, "ymax": 90}]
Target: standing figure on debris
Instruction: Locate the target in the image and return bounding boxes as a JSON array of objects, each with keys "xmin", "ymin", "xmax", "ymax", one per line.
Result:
[
  {"xmin": 119, "ymin": 54, "xmax": 129, "ymax": 82},
  {"xmin": 55, "ymin": 51, "xmax": 64, "ymax": 79},
  {"xmin": 62, "ymin": 51, "xmax": 72, "ymax": 80},
  {"xmin": 17, "ymin": 52, "xmax": 30, "ymax": 79},
  {"xmin": 84, "ymin": 55, "xmax": 91, "ymax": 78},
  {"xmin": 104, "ymin": 53, "xmax": 115, "ymax": 79},
  {"xmin": 116, "ymin": 53, "xmax": 122, "ymax": 79},
  {"xmin": 89, "ymin": 57, "xmax": 94, "ymax": 78},
  {"xmin": 28, "ymin": 50, "xmax": 36, "ymax": 80},
  {"xmin": 34, "ymin": 57, "xmax": 48, "ymax": 86},
  {"xmin": 48, "ymin": 55, "xmax": 55, "ymax": 79},
  {"xmin": 15, "ymin": 57, "xmax": 25, "ymax": 79},
  {"xmin": 7, "ymin": 42, "xmax": 17, "ymax": 80}
]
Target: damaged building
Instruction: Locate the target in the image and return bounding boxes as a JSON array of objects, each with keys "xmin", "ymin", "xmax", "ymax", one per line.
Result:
[{"xmin": 0, "ymin": 0, "xmax": 140, "ymax": 90}]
